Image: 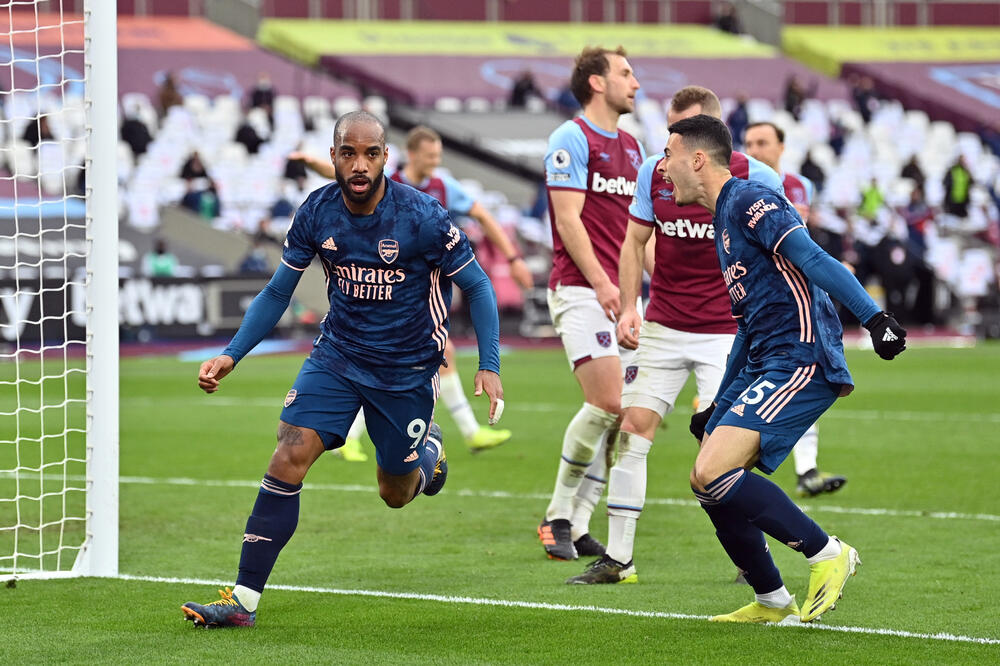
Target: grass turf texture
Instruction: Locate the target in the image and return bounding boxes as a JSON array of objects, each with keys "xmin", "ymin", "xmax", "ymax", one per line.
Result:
[{"xmin": 2, "ymin": 344, "xmax": 999, "ymax": 663}]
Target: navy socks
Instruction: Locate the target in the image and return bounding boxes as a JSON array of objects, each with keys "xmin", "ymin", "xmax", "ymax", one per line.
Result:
[{"xmin": 235, "ymin": 474, "xmax": 302, "ymax": 593}]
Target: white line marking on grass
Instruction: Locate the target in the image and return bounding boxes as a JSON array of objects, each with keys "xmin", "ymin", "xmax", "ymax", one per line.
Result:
[
  {"xmin": 118, "ymin": 397, "xmax": 1000, "ymax": 424},
  {"xmin": 117, "ymin": 573, "xmax": 1000, "ymax": 645},
  {"xmin": 112, "ymin": 475, "xmax": 1000, "ymax": 523},
  {"xmin": 4, "ymin": 472, "xmax": 998, "ymax": 523}
]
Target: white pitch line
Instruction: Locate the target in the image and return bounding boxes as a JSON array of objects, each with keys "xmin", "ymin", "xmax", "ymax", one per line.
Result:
[
  {"xmin": 3, "ymin": 472, "xmax": 999, "ymax": 523},
  {"xmin": 116, "ymin": 397, "xmax": 1000, "ymax": 424},
  {"xmin": 114, "ymin": 573, "xmax": 1000, "ymax": 646}
]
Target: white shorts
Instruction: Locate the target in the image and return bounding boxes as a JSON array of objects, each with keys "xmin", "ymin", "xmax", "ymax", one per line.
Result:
[
  {"xmin": 547, "ymin": 285, "xmax": 637, "ymax": 371},
  {"xmin": 621, "ymin": 321, "xmax": 735, "ymax": 417}
]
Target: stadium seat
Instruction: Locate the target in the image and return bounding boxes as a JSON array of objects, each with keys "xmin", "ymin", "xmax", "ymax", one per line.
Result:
[
  {"xmin": 434, "ymin": 97, "xmax": 462, "ymax": 113},
  {"xmin": 465, "ymin": 97, "xmax": 492, "ymax": 113},
  {"xmin": 328, "ymin": 96, "xmax": 358, "ymax": 120},
  {"xmin": 362, "ymin": 95, "xmax": 388, "ymax": 122}
]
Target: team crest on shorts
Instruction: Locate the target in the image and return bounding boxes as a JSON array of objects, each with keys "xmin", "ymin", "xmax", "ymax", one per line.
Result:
[
  {"xmin": 283, "ymin": 389, "xmax": 297, "ymax": 407},
  {"xmin": 378, "ymin": 238, "xmax": 399, "ymax": 264},
  {"xmin": 596, "ymin": 331, "xmax": 613, "ymax": 348},
  {"xmin": 722, "ymin": 229, "xmax": 731, "ymax": 254},
  {"xmin": 624, "ymin": 365, "xmax": 638, "ymax": 384}
]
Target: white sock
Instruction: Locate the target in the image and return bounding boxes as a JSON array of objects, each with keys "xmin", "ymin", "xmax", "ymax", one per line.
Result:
[
  {"xmin": 232, "ymin": 585, "xmax": 261, "ymax": 612},
  {"xmin": 605, "ymin": 432, "xmax": 653, "ymax": 564},
  {"xmin": 792, "ymin": 423, "xmax": 820, "ymax": 476},
  {"xmin": 346, "ymin": 410, "xmax": 366, "ymax": 441},
  {"xmin": 439, "ymin": 371, "xmax": 479, "ymax": 439},
  {"xmin": 545, "ymin": 403, "xmax": 619, "ymax": 522},
  {"xmin": 807, "ymin": 536, "xmax": 843, "ymax": 564},
  {"xmin": 570, "ymin": 434, "xmax": 609, "ymax": 540},
  {"xmin": 756, "ymin": 586, "xmax": 794, "ymax": 609}
]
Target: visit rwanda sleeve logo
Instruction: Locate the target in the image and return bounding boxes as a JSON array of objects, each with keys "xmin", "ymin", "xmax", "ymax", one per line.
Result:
[{"xmin": 444, "ymin": 225, "xmax": 461, "ymax": 251}]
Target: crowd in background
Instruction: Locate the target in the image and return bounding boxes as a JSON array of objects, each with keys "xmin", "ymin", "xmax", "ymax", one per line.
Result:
[{"xmin": 111, "ymin": 67, "xmax": 1000, "ymax": 337}]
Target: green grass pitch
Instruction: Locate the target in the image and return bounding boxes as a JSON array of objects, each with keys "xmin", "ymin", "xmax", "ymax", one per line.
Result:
[{"xmin": 2, "ymin": 342, "xmax": 999, "ymax": 663}]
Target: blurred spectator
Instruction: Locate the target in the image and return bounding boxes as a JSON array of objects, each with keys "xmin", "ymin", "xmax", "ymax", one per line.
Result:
[
  {"xmin": 858, "ymin": 179, "xmax": 884, "ymax": 221},
  {"xmin": 783, "ymin": 75, "xmax": 813, "ymax": 120},
  {"xmin": 850, "ymin": 75, "xmax": 879, "ymax": 124},
  {"xmin": 179, "ymin": 153, "xmax": 221, "ymax": 220},
  {"xmin": 726, "ymin": 95, "xmax": 748, "ymax": 150},
  {"xmin": 509, "ymin": 70, "xmax": 542, "ymax": 109},
  {"xmin": 828, "ymin": 118, "xmax": 846, "ymax": 156},
  {"xmin": 900, "ymin": 186, "xmax": 933, "ymax": 259},
  {"xmin": 121, "ymin": 111, "xmax": 152, "ymax": 157},
  {"xmin": 142, "ymin": 238, "xmax": 178, "ymax": 277},
  {"xmin": 22, "ymin": 115, "xmax": 53, "ymax": 147},
  {"xmin": 799, "ymin": 152, "xmax": 825, "ymax": 193},
  {"xmin": 555, "ymin": 84, "xmax": 581, "ymax": 116},
  {"xmin": 900, "ymin": 155, "xmax": 925, "ymax": 190},
  {"xmin": 237, "ymin": 234, "xmax": 272, "ymax": 276},
  {"xmin": 284, "ymin": 152, "xmax": 308, "ymax": 187},
  {"xmin": 977, "ymin": 124, "xmax": 1000, "ymax": 158},
  {"xmin": 180, "ymin": 151, "xmax": 208, "ymax": 182},
  {"xmin": 249, "ymin": 71, "xmax": 276, "ymax": 114},
  {"xmin": 714, "ymin": 2, "xmax": 742, "ymax": 34},
  {"xmin": 181, "ymin": 181, "xmax": 220, "ymax": 220},
  {"xmin": 157, "ymin": 72, "xmax": 183, "ymax": 117},
  {"xmin": 235, "ymin": 121, "xmax": 264, "ymax": 155},
  {"xmin": 943, "ymin": 156, "xmax": 972, "ymax": 218}
]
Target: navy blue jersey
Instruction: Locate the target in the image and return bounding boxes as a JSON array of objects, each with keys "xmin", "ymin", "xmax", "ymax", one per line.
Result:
[
  {"xmin": 282, "ymin": 178, "xmax": 476, "ymax": 390},
  {"xmin": 713, "ymin": 178, "xmax": 853, "ymax": 388}
]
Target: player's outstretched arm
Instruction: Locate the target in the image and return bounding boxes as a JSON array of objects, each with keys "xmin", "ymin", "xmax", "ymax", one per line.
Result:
[
  {"xmin": 776, "ymin": 227, "xmax": 907, "ymax": 359},
  {"xmin": 467, "ymin": 201, "xmax": 534, "ymax": 290},
  {"xmin": 288, "ymin": 151, "xmax": 336, "ymax": 180},
  {"xmin": 451, "ymin": 258, "xmax": 504, "ymax": 423},
  {"xmin": 197, "ymin": 263, "xmax": 303, "ymax": 394}
]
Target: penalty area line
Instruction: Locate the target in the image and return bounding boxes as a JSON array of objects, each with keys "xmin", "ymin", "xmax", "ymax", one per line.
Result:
[{"xmin": 117, "ymin": 573, "xmax": 999, "ymax": 645}]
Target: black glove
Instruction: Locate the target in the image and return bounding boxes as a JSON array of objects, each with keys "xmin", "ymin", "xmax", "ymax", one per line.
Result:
[
  {"xmin": 864, "ymin": 311, "xmax": 907, "ymax": 360},
  {"xmin": 689, "ymin": 403, "xmax": 716, "ymax": 443}
]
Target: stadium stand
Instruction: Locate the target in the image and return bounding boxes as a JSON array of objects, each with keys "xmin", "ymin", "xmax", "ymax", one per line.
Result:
[{"xmin": 5, "ymin": 11, "xmax": 996, "ymax": 339}]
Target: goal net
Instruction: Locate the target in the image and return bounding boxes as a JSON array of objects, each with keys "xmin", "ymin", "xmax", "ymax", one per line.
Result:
[{"xmin": 0, "ymin": 0, "xmax": 117, "ymax": 580}]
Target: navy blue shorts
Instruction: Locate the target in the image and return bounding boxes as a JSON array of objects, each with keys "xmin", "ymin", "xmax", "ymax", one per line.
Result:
[
  {"xmin": 280, "ymin": 355, "xmax": 440, "ymax": 476},
  {"xmin": 706, "ymin": 363, "xmax": 839, "ymax": 474}
]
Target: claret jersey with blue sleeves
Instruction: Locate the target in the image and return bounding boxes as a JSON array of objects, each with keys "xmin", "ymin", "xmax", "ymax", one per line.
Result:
[
  {"xmin": 282, "ymin": 178, "xmax": 476, "ymax": 390},
  {"xmin": 713, "ymin": 178, "xmax": 853, "ymax": 388}
]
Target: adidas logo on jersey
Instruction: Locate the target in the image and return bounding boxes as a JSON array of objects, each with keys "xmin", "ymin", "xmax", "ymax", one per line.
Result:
[
  {"xmin": 322, "ymin": 237, "xmax": 338, "ymax": 251},
  {"xmin": 882, "ymin": 329, "xmax": 899, "ymax": 342},
  {"xmin": 591, "ymin": 172, "xmax": 637, "ymax": 196},
  {"xmin": 730, "ymin": 403, "xmax": 746, "ymax": 416},
  {"xmin": 403, "ymin": 450, "xmax": 419, "ymax": 463}
]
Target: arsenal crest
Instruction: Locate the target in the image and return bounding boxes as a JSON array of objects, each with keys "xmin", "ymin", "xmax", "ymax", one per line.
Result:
[
  {"xmin": 624, "ymin": 365, "xmax": 638, "ymax": 384},
  {"xmin": 722, "ymin": 229, "xmax": 731, "ymax": 254},
  {"xmin": 596, "ymin": 331, "xmax": 612, "ymax": 348},
  {"xmin": 378, "ymin": 238, "xmax": 399, "ymax": 264},
  {"xmin": 284, "ymin": 389, "xmax": 297, "ymax": 407}
]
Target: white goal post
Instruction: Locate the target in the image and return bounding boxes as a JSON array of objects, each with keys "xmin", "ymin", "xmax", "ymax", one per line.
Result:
[{"xmin": 0, "ymin": 0, "xmax": 118, "ymax": 581}]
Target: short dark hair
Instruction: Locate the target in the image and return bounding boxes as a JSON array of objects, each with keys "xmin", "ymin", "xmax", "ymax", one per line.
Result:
[
  {"xmin": 570, "ymin": 45, "xmax": 627, "ymax": 106},
  {"xmin": 668, "ymin": 114, "xmax": 733, "ymax": 167},
  {"xmin": 745, "ymin": 121, "xmax": 785, "ymax": 143},
  {"xmin": 333, "ymin": 110, "xmax": 385, "ymax": 147}
]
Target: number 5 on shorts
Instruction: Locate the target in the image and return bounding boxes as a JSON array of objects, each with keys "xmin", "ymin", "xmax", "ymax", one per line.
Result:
[
  {"xmin": 738, "ymin": 379, "xmax": 776, "ymax": 405},
  {"xmin": 407, "ymin": 418, "xmax": 427, "ymax": 449}
]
